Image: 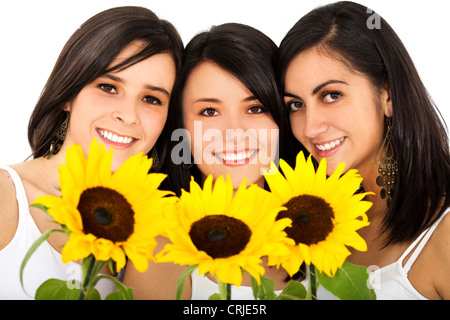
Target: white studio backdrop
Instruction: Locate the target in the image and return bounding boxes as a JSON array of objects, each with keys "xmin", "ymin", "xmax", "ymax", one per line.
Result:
[{"xmin": 0, "ymin": 0, "xmax": 448, "ymax": 165}]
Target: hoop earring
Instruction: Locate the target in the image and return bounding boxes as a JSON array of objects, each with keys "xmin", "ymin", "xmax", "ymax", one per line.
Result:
[
  {"xmin": 45, "ymin": 112, "xmax": 69, "ymax": 159},
  {"xmin": 376, "ymin": 118, "xmax": 398, "ymax": 206}
]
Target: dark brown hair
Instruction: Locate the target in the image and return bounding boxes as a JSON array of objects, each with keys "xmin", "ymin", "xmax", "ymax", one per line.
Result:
[
  {"xmin": 277, "ymin": 1, "xmax": 450, "ymax": 244},
  {"xmin": 28, "ymin": 6, "xmax": 183, "ymax": 163}
]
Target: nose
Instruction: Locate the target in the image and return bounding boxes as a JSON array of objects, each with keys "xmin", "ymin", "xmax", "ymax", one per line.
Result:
[
  {"xmin": 223, "ymin": 114, "xmax": 249, "ymax": 145},
  {"xmin": 303, "ymin": 106, "xmax": 329, "ymax": 139},
  {"xmin": 112, "ymin": 102, "xmax": 138, "ymax": 125}
]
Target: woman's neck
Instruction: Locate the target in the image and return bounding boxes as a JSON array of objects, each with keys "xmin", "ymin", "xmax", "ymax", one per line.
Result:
[{"xmin": 33, "ymin": 150, "xmax": 67, "ymax": 196}]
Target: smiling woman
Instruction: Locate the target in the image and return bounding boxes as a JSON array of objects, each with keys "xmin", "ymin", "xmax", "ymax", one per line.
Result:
[
  {"xmin": 159, "ymin": 22, "xmax": 302, "ymax": 195},
  {"xmin": 181, "ymin": 61, "xmax": 280, "ymax": 189},
  {"xmin": 277, "ymin": 1, "xmax": 450, "ymax": 299},
  {"xmin": 64, "ymin": 41, "xmax": 177, "ymax": 170},
  {"xmin": 0, "ymin": 6, "xmax": 183, "ymax": 299}
]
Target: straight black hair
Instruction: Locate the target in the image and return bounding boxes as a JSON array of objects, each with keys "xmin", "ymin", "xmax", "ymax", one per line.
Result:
[
  {"xmin": 28, "ymin": 6, "xmax": 183, "ymax": 168},
  {"xmin": 160, "ymin": 23, "xmax": 303, "ymax": 195},
  {"xmin": 277, "ymin": 1, "xmax": 450, "ymax": 245}
]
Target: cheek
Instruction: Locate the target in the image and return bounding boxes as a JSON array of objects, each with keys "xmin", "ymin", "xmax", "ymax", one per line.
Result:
[
  {"xmin": 290, "ymin": 114, "xmax": 306, "ymax": 143},
  {"xmin": 143, "ymin": 111, "xmax": 168, "ymax": 142},
  {"xmin": 257, "ymin": 125, "xmax": 279, "ymax": 164}
]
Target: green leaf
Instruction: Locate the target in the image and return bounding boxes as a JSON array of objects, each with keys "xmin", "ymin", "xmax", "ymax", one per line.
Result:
[
  {"xmin": 105, "ymin": 287, "xmax": 134, "ymax": 300},
  {"xmin": 251, "ymin": 276, "xmax": 259, "ymax": 299},
  {"xmin": 208, "ymin": 293, "xmax": 221, "ymax": 300},
  {"xmin": 19, "ymin": 228, "xmax": 65, "ymax": 295},
  {"xmin": 251, "ymin": 275, "xmax": 276, "ymax": 300},
  {"xmin": 317, "ymin": 261, "xmax": 376, "ymax": 300},
  {"xmin": 30, "ymin": 203, "xmax": 52, "ymax": 219},
  {"xmin": 96, "ymin": 275, "xmax": 134, "ymax": 300},
  {"xmin": 176, "ymin": 265, "xmax": 197, "ymax": 300},
  {"xmin": 34, "ymin": 279, "xmax": 94, "ymax": 300},
  {"xmin": 277, "ymin": 281, "xmax": 307, "ymax": 300}
]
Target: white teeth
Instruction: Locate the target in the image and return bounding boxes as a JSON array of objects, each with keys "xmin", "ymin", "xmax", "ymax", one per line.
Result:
[
  {"xmin": 217, "ymin": 150, "xmax": 255, "ymax": 161},
  {"xmin": 98, "ymin": 129, "xmax": 134, "ymax": 144},
  {"xmin": 316, "ymin": 138, "xmax": 344, "ymax": 151}
]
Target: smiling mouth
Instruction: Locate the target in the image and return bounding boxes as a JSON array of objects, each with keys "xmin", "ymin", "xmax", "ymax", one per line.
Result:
[
  {"xmin": 315, "ymin": 137, "xmax": 345, "ymax": 152},
  {"xmin": 97, "ymin": 128, "xmax": 136, "ymax": 145},
  {"xmin": 215, "ymin": 150, "xmax": 257, "ymax": 165}
]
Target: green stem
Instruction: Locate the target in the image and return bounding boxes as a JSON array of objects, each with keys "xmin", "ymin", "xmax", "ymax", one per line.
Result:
[
  {"xmin": 79, "ymin": 255, "xmax": 95, "ymax": 300},
  {"xmin": 309, "ymin": 264, "xmax": 318, "ymax": 300},
  {"xmin": 218, "ymin": 279, "xmax": 231, "ymax": 300}
]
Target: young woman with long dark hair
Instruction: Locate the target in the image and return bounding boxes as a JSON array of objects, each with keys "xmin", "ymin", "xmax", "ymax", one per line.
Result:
[
  {"xmin": 277, "ymin": 1, "xmax": 450, "ymax": 299},
  {"xmin": 0, "ymin": 6, "xmax": 182, "ymax": 299}
]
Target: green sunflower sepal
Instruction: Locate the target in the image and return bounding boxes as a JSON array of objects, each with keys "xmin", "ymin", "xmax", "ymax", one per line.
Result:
[{"xmin": 20, "ymin": 203, "xmax": 134, "ymax": 300}]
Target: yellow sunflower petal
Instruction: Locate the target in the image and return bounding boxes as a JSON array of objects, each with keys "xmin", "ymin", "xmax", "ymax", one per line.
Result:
[
  {"xmin": 263, "ymin": 151, "xmax": 372, "ymax": 276},
  {"xmin": 160, "ymin": 173, "xmax": 292, "ymax": 287},
  {"xmin": 33, "ymin": 196, "xmax": 83, "ymax": 232},
  {"xmin": 61, "ymin": 232, "xmax": 95, "ymax": 263},
  {"xmin": 264, "ymin": 162, "xmax": 294, "ymax": 203},
  {"xmin": 61, "ymin": 144, "xmax": 86, "ymax": 191},
  {"xmin": 122, "ymin": 243, "xmax": 149, "ymax": 272},
  {"xmin": 36, "ymin": 139, "xmax": 169, "ymax": 271}
]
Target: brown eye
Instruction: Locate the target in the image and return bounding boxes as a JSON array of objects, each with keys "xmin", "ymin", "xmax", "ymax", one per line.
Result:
[
  {"xmin": 323, "ymin": 91, "xmax": 342, "ymax": 103},
  {"xmin": 143, "ymin": 96, "xmax": 162, "ymax": 105},
  {"xmin": 200, "ymin": 107, "xmax": 219, "ymax": 117},
  {"xmin": 287, "ymin": 101, "xmax": 304, "ymax": 112},
  {"xmin": 247, "ymin": 106, "xmax": 265, "ymax": 114},
  {"xmin": 98, "ymin": 84, "xmax": 117, "ymax": 94}
]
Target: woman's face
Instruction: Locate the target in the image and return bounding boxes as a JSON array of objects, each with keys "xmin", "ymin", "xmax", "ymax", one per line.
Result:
[
  {"xmin": 182, "ymin": 62, "xmax": 279, "ymax": 189},
  {"xmin": 64, "ymin": 40, "xmax": 176, "ymax": 171},
  {"xmin": 284, "ymin": 47, "xmax": 391, "ymax": 178}
]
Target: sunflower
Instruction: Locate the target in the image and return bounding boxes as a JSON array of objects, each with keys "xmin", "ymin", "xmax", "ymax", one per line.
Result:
[
  {"xmin": 157, "ymin": 174, "xmax": 292, "ymax": 287},
  {"xmin": 264, "ymin": 151, "xmax": 373, "ymax": 277},
  {"xmin": 34, "ymin": 139, "xmax": 174, "ymax": 272}
]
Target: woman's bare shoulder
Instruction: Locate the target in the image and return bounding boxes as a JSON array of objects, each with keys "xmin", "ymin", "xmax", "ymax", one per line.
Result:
[
  {"xmin": 428, "ymin": 206, "xmax": 450, "ymax": 299},
  {"xmin": 0, "ymin": 167, "xmax": 20, "ymax": 249}
]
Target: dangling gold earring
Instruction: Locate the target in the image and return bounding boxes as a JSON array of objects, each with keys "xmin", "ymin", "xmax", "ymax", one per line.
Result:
[
  {"xmin": 376, "ymin": 117, "xmax": 398, "ymax": 206},
  {"xmin": 45, "ymin": 112, "xmax": 69, "ymax": 159},
  {"xmin": 150, "ymin": 147, "xmax": 160, "ymax": 172}
]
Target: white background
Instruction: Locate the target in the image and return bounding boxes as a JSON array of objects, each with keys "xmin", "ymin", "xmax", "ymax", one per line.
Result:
[{"xmin": 0, "ymin": 0, "xmax": 448, "ymax": 165}]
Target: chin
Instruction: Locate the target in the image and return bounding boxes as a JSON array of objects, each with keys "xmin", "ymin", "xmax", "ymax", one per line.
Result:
[{"xmin": 111, "ymin": 156, "xmax": 129, "ymax": 172}]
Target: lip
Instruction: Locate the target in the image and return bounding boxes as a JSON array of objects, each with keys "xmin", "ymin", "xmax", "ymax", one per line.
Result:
[
  {"xmin": 96, "ymin": 128, "xmax": 138, "ymax": 149},
  {"xmin": 313, "ymin": 137, "xmax": 345, "ymax": 157},
  {"xmin": 214, "ymin": 149, "xmax": 257, "ymax": 166}
]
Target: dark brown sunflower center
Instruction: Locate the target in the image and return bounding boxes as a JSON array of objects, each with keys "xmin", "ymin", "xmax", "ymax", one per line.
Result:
[
  {"xmin": 189, "ymin": 215, "xmax": 251, "ymax": 259},
  {"xmin": 77, "ymin": 187, "xmax": 135, "ymax": 242},
  {"xmin": 277, "ymin": 194, "xmax": 334, "ymax": 246}
]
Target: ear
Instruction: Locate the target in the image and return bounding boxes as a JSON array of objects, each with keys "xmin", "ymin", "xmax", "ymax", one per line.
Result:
[
  {"xmin": 381, "ymin": 81, "xmax": 393, "ymax": 117},
  {"xmin": 63, "ymin": 102, "xmax": 71, "ymax": 112}
]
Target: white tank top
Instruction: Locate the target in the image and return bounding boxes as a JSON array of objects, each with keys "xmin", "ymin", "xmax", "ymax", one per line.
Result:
[
  {"xmin": 0, "ymin": 166, "xmax": 116, "ymax": 300},
  {"xmin": 369, "ymin": 206, "xmax": 449, "ymax": 300},
  {"xmin": 191, "ymin": 207, "xmax": 450, "ymax": 300}
]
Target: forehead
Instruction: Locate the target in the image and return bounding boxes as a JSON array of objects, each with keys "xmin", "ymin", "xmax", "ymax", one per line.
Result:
[
  {"xmin": 287, "ymin": 48, "xmax": 348, "ymax": 79},
  {"xmin": 109, "ymin": 40, "xmax": 148, "ymax": 66},
  {"xmin": 285, "ymin": 47, "xmax": 374, "ymax": 95},
  {"xmin": 183, "ymin": 62, "xmax": 253, "ymax": 100}
]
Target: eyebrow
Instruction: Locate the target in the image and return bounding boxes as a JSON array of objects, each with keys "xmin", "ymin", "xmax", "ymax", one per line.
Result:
[
  {"xmin": 194, "ymin": 96, "xmax": 258, "ymax": 104},
  {"xmin": 284, "ymin": 80, "xmax": 348, "ymax": 99},
  {"xmin": 312, "ymin": 80, "xmax": 348, "ymax": 95},
  {"xmin": 100, "ymin": 74, "xmax": 171, "ymax": 97}
]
